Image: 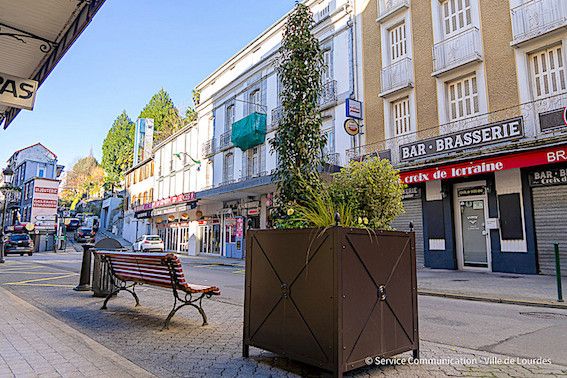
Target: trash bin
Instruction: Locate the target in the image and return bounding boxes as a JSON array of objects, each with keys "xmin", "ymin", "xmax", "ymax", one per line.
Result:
[
  {"xmin": 91, "ymin": 238, "xmax": 123, "ymax": 298},
  {"xmin": 92, "ymin": 250, "xmax": 113, "ymax": 297}
]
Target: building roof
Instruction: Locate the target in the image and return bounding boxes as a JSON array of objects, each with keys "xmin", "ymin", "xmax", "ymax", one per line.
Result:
[
  {"xmin": 0, "ymin": 0, "xmax": 107, "ymax": 129},
  {"xmin": 8, "ymin": 142, "xmax": 58, "ymax": 162}
]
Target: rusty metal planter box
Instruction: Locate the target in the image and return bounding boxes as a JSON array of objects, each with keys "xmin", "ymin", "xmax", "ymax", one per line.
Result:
[{"xmin": 243, "ymin": 227, "xmax": 419, "ymax": 377}]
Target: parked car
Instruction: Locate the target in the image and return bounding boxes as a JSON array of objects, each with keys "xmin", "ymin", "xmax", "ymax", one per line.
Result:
[
  {"xmin": 65, "ymin": 218, "xmax": 80, "ymax": 231},
  {"xmin": 132, "ymin": 235, "xmax": 164, "ymax": 252},
  {"xmin": 74, "ymin": 227, "xmax": 96, "ymax": 243},
  {"xmin": 4, "ymin": 233, "xmax": 34, "ymax": 256}
]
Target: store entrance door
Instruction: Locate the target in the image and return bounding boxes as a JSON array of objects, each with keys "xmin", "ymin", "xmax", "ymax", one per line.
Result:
[
  {"xmin": 454, "ymin": 182, "xmax": 491, "ymax": 271},
  {"xmin": 199, "ymin": 223, "xmax": 221, "ymax": 255}
]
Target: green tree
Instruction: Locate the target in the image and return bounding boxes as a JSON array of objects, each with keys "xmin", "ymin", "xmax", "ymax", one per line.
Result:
[
  {"xmin": 102, "ymin": 111, "xmax": 135, "ymax": 188},
  {"xmin": 60, "ymin": 156, "xmax": 105, "ymax": 204},
  {"xmin": 271, "ymin": 3, "xmax": 326, "ymax": 212},
  {"xmin": 139, "ymin": 88, "xmax": 182, "ymax": 143}
]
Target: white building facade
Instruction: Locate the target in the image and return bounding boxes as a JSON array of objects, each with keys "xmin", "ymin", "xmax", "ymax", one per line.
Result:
[
  {"xmin": 122, "ymin": 158, "xmax": 155, "ymax": 243},
  {"xmin": 151, "ymin": 123, "xmax": 211, "ymax": 255},
  {"xmin": 192, "ymin": 0, "xmax": 365, "ymax": 259}
]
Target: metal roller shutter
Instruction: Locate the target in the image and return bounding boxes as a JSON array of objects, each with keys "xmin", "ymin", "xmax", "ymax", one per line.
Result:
[
  {"xmin": 391, "ymin": 199, "xmax": 424, "ymax": 267},
  {"xmin": 532, "ymin": 185, "xmax": 567, "ymax": 275}
]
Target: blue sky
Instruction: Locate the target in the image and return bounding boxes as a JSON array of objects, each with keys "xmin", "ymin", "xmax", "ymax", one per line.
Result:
[{"xmin": 1, "ymin": 0, "xmax": 295, "ymax": 169}]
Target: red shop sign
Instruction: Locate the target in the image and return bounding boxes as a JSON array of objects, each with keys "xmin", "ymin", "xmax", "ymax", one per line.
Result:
[
  {"xmin": 34, "ymin": 187, "xmax": 58, "ymax": 195},
  {"xmin": 399, "ymin": 145, "xmax": 567, "ymax": 184},
  {"xmin": 33, "ymin": 198, "xmax": 58, "ymax": 208},
  {"xmin": 152, "ymin": 192, "xmax": 196, "ymax": 209}
]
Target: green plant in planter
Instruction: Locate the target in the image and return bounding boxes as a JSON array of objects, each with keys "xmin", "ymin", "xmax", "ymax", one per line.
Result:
[
  {"xmin": 329, "ymin": 157, "xmax": 406, "ymax": 229},
  {"xmin": 271, "ymin": 3, "xmax": 326, "ymax": 215}
]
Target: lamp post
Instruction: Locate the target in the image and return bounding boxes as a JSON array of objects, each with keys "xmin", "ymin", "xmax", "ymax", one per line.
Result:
[{"xmin": 0, "ymin": 166, "xmax": 14, "ymax": 264}]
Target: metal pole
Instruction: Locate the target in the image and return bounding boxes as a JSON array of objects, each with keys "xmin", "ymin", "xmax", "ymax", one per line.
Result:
[
  {"xmin": 0, "ymin": 194, "xmax": 7, "ymax": 263},
  {"xmin": 74, "ymin": 244, "xmax": 92, "ymax": 291},
  {"xmin": 554, "ymin": 243, "xmax": 563, "ymax": 302}
]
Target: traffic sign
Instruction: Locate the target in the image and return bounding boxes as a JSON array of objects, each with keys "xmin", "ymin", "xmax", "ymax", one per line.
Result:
[{"xmin": 36, "ymin": 215, "xmax": 56, "ymax": 221}]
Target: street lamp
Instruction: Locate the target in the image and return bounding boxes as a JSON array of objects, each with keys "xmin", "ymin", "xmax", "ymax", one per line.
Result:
[{"xmin": 0, "ymin": 166, "xmax": 14, "ymax": 264}]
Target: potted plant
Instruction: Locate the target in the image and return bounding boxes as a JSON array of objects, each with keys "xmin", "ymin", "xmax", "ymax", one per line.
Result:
[{"xmin": 242, "ymin": 4, "xmax": 418, "ymax": 377}]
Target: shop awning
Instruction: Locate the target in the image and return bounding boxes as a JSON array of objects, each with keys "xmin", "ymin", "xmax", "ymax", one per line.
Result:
[
  {"xmin": 0, "ymin": 0, "xmax": 106, "ymax": 129},
  {"xmin": 400, "ymin": 144, "xmax": 567, "ymax": 185}
]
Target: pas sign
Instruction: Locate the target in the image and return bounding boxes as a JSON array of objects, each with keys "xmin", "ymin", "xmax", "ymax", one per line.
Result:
[{"xmin": 0, "ymin": 72, "xmax": 38, "ymax": 111}]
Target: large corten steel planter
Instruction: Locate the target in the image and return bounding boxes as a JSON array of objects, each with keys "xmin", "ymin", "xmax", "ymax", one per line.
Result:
[{"xmin": 243, "ymin": 227, "xmax": 419, "ymax": 377}]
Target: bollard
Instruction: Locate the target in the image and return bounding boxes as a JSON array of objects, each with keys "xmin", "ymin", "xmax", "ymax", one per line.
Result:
[
  {"xmin": 74, "ymin": 244, "xmax": 93, "ymax": 291},
  {"xmin": 554, "ymin": 243, "xmax": 563, "ymax": 302}
]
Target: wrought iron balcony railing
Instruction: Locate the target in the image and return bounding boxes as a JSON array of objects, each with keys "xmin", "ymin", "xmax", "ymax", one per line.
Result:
[
  {"xmin": 202, "ymin": 138, "xmax": 215, "ymax": 157},
  {"xmin": 346, "ymin": 92, "xmax": 567, "ymax": 166},
  {"xmin": 377, "ymin": 0, "xmax": 410, "ymax": 22},
  {"xmin": 320, "ymin": 80, "xmax": 337, "ymax": 107},
  {"xmin": 323, "ymin": 152, "xmax": 341, "ymax": 166},
  {"xmin": 433, "ymin": 27, "xmax": 482, "ymax": 75},
  {"xmin": 511, "ymin": 0, "xmax": 567, "ymax": 45},
  {"xmin": 219, "ymin": 130, "xmax": 232, "ymax": 150},
  {"xmin": 381, "ymin": 57, "xmax": 413, "ymax": 96}
]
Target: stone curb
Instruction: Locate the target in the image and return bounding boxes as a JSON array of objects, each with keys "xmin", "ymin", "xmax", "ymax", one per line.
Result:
[{"xmin": 419, "ymin": 290, "xmax": 567, "ymax": 310}]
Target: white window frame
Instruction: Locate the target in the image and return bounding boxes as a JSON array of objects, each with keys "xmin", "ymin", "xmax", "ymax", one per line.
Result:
[
  {"xmin": 223, "ymin": 152, "xmax": 234, "ymax": 182},
  {"xmin": 389, "ymin": 21, "xmax": 407, "ymax": 63},
  {"xmin": 380, "ymin": 9, "xmax": 413, "ymax": 67},
  {"xmin": 431, "ymin": 0, "xmax": 480, "ymax": 46},
  {"xmin": 392, "ymin": 97, "xmax": 412, "ymax": 136},
  {"xmin": 249, "ymin": 89, "xmax": 262, "ymax": 114},
  {"xmin": 529, "ymin": 44, "xmax": 567, "ymax": 99},
  {"xmin": 441, "ymin": 0, "xmax": 472, "ymax": 37},
  {"xmin": 446, "ymin": 73, "xmax": 480, "ymax": 122},
  {"xmin": 225, "ymin": 103, "xmax": 235, "ymax": 131},
  {"xmin": 322, "ymin": 48, "xmax": 333, "ymax": 82}
]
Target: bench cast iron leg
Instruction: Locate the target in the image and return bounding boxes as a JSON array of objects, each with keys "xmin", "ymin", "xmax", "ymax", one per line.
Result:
[
  {"xmin": 162, "ymin": 293, "xmax": 209, "ymax": 329},
  {"xmin": 124, "ymin": 287, "xmax": 140, "ymax": 307},
  {"xmin": 101, "ymin": 290, "xmax": 119, "ymax": 310}
]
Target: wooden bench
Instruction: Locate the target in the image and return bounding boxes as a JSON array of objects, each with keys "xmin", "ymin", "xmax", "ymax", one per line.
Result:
[{"xmin": 97, "ymin": 251, "xmax": 220, "ymax": 328}]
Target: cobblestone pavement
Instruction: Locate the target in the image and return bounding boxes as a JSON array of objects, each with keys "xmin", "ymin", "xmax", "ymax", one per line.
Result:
[{"xmin": 0, "ymin": 255, "xmax": 566, "ymax": 377}]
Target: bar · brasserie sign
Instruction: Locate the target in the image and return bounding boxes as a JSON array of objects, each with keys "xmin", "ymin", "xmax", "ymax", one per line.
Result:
[{"xmin": 399, "ymin": 117, "xmax": 524, "ymax": 161}]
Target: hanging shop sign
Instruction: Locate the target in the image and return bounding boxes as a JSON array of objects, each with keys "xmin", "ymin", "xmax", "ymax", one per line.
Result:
[
  {"xmin": 402, "ymin": 187, "xmax": 422, "ymax": 200},
  {"xmin": 399, "ymin": 117, "xmax": 524, "ymax": 161},
  {"xmin": 247, "ymin": 208, "xmax": 260, "ymax": 216},
  {"xmin": 134, "ymin": 202, "xmax": 153, "ymax": 212},
  {"xmin": 32, "ymin": 198, "xmax": 57, "ymax": 209},
  {"xmin": 400, "ymin": 144, "xmax": 567, "ymax": 184},
  {"xmin": 181, "ymin": 213, "xmax": 189, "ymax": 220},
  {"xmin": 345, "ymin": 98, "xmax": 363, "ymax": 120},
  {"xmin": 153, "ymin": 204, "xmax": 188, "ymax": 216},
  {"xmin": 34, "ymin": 187, "xmax": 58, "ymax": 195},
  {"xmin": 344, "ymin": 118, "xmax": 360, "ymax": 136},
  {"xmin": 0, "ymin": 72, "xmax": 38, "ymax": 111},
  {"xmin": 152, "ymin": 192, "xmax": 196, "ymax": 209},
  {"xmin": 135, "ymin": 210, "xmax": 152, "ymax": 219},
  {"xmin": 529, "ymin": 167, "xmax": 567, "ymax": 187},
  {"xmin": 457, "ymin": 187, "xmax": 485, "ymax": 196}
]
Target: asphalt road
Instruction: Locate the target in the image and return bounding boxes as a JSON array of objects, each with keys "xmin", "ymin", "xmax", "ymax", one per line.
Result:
[{"xmin": 8, "ymin": 246, "xmax": 567, "ymax": 367}]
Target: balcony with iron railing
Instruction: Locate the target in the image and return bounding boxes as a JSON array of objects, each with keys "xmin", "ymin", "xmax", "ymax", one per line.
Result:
[
  {"xmin": 377, "ymin": 0, "xmax": 410, "ymax": 23},
  {"xmin": 323, "ymin": 152, "xmax": 341, "ymax": 166},
  {"xmin": 380, "ymin": 57, "xmax": 413, "ymax": 96},
  {"xmin": 346, "ymin": 92, "xmax": 566, "ymax": 166},
  {"xmin": 320, "ymin": 80, "xmax": 337, "ymax": 108},
  {"xmin": 219, "ymin": 130, "xmax": 233, "ymax": 150},
  {"xmin": 270, "ymin": 106, "xmax": 284, "ymax": 131},
  {"xmin": 433, "ymin": 27, "xmax": 482, "ymax": 76},
  {"xmin": 511, "ymin": 0, "xmax": 567, "ymax": 45},
  {"xmin": 202, "ymin": 138, "xmax": 215, "ymax": 157}
]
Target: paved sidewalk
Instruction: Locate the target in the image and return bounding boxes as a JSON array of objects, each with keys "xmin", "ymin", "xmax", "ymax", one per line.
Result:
[
  {"xmin": 418, "ymin": 268, "xmax": 567, "ymax": 309},
  {"xmin": 0, "ymin": 286, "xmax": 153, "ymax": 377}
]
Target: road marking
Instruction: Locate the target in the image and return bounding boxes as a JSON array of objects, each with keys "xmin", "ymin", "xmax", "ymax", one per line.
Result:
[
  {"xmin": 232, "ymin": 269, "xmax": 245, "ymax": 275},
  {"xmin": 4, "ymin": 273, "xmax": 78, "ymax": 285},
  {"xmin": 5, "ymin": 283, "xmax": 76, "ymax": 288},
  {"xmin": 0, "ymin": 271, "xmax": 71, "ymax": 275}
]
